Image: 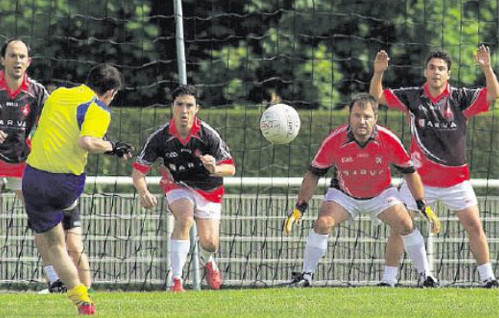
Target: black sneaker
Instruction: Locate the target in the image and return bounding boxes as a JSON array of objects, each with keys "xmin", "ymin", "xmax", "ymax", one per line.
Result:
[
  {"xmin": 289, "ymin": 272, "xmax": 312, "ymax": 288},
  {"xmin": 48, "ymin": 279, "xmax": 67, "ymax": 293},
  {"xmin": 417, "ymin": 274, "xmax": 439, "ymax": 288},
  {"xmin": 376, "ymin": 281, "xmax": 395, "ymax": 287},
  {"xmin": 483, "ymin": 278, "xmax": 499, "ymax": 289}
]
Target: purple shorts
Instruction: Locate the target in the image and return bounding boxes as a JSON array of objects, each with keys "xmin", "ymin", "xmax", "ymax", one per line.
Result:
[{"xmin": 22, "ymin": 165, "xmax": 85, "ymax": 233}]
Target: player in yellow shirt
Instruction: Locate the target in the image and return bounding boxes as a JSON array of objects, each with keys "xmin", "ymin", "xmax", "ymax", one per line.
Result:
[{"xmin": 22, "ymin": 64, "xmax": 133, "ymax": 315}]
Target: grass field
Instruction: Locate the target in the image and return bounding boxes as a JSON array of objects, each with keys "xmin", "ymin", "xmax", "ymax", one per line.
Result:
[{"xmin": 0, "ymin": 287, "xmax": 498, "ymax": 318}]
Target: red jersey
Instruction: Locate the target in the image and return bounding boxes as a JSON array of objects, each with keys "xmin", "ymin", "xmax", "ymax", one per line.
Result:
[
  {"xmin": 384, "ymin": 83, "xmax": 490, "ymax": 187},
  {"xmin": 310, "ymin": 124, "xmax": 414, "ymax": 199}
]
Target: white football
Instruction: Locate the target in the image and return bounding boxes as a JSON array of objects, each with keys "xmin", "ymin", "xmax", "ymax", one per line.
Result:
[{"xmin": 260, "ymin": 103, "xmax": 301, "ymax": 144}]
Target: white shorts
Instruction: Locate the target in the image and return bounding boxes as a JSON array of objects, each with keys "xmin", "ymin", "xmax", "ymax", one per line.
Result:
[
  {"xmin": 0, "ymin": 177, "xmax": 22, "ymax": 191},
  {"xmin": 165, "ymin": 189, "xmax": 222, "ymax": 220},
  {"xmin": 323, "ymin": 187, "xmax": 403, "ymax": 221},
  {"xmin": 398, "ymin": 180, "xmax": 478, "ymax": 212}
]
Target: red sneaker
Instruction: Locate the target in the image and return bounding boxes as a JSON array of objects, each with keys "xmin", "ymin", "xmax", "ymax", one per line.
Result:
[
  {"xmin": 169, "ymin": 277, "xmax": 185, "ymax": 292},
  {"xmin": 78, "ymin": 302, "xmax": 96, "ymax": 315},
  {"xmin": 205, "ymin": 261, "xmax": 222, "ymax": 290}
]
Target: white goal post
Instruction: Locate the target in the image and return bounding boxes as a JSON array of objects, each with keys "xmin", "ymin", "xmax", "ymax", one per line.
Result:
[{"xmin": 87, "ymin": 176, "xmax": 499, "ymax": 188}]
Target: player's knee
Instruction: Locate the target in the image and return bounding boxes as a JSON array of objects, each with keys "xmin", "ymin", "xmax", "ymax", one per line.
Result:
[
  {"xmin": 176, "ymin": 215, "xmax": 195, "ymax": 229},
  {"xmin": 200, "ymin": 240, "xmax": 218, "ymax": 253},
  {"xmin": 464, "ymin": 220, "xmax": 485, "ymax": 238},
  {"xmin": 392, "ymin": 218, "xmax": 413, "ymax": 236},
  {"xmin": 314, "ymin": 216, "xmax": 335, "ymax": 234}
]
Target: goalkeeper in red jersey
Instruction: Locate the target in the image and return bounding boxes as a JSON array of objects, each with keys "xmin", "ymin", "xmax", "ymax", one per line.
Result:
[
  {"xmin": 132, "ymin": 84, "xmax": 235, "ymax": 292},
  {"xmin": 370, "ymin": 46, "xmax": 499, "ymax": 288},
  {"xmin": 284, "ymin": 93, "xmax": 439, "ymax": 287}
]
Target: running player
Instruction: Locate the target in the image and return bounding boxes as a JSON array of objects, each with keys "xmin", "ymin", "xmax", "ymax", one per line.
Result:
[{"xmin": 132, "ymin": 84, "xmax": 235, "ymax": 292}]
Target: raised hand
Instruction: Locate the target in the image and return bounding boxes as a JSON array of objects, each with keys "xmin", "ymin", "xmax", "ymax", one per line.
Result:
[
  {"xmin": 475, "ymin": 44, "xmax": 491, "ymax": 68},
  {"xmin": 374, "ymin": 50, "xmax": 390, "ymax": 73}
]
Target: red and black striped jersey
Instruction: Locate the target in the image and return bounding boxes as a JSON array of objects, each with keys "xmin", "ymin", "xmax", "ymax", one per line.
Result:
[
  {"xmin": 133, "ymin": 117, "xmax": 234, "ymax": 203},
  {"xmin": 310, "ymin": 124, "xmax": 414, "ymax": 199},
  {"xmin": 0, "ymin": 70, "xmax": 48, "ymax": 164},
  {"xmin": 384, "ymin": 83, "xmax": 490, "ymax": 187}
]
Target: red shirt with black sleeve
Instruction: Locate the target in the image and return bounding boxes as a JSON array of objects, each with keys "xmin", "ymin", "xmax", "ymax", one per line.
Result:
[
  {"xmin": 133, "ymin": 117, "xmax": 234, "ymax": 203},
  {"xmin": 310, "ymin": 124, "xmax": 415, "ymax": 199},
  {"xmin": 0, "ymin": 70, "xmax": 48, "ymax": 176},
  {"xmin": 383, "ymin": 83, "xmax": 490, "ymax": 187}
]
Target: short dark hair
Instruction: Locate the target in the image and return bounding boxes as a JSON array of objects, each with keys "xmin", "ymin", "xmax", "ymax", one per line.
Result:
[
  {"xmin": 85, "ymin": 64, "xmax": 123, "ymax": 96},
  {"xmin": 425, "ymin": 49, "xmax": 452, "ymax": 70},
  {"xmin": 348, "ymin": 93, "xmax": 378, "ymax": 113},
  {"xmin": 1, "ymin": 38, "xmax": 31, "ymax": 58},
  {"xmin": 172, "ymin": 84, "xmax": 198, "ymax": 102}
]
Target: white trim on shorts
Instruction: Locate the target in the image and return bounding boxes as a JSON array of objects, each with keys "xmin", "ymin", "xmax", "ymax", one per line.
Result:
[
  {"xmin": 165, "ymin": 188, "xmax": 222, "ymax": 220},
  {"xmin": 0, "ymin": 177, "xmax": 22, "ymax": 191},
  {"xmin": 323, "ymin": 187, "xmax": 403, "ymax": 222},
  {"xmin": 398, "ymin": 179, "xmax": 478, "ymax": 212}
]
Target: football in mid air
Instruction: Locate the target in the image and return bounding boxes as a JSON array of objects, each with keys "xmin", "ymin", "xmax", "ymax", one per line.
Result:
[{"xmin": 259, "ymin": 103, "xmax": 301, "ymax": 144}]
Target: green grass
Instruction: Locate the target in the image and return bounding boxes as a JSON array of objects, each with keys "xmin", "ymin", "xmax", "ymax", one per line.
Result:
[{"xmin": 1, "ymin": 288, "xmax": 498, "ymax": 318}]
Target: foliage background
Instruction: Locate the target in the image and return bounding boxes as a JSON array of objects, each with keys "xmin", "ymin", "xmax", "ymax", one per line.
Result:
[
  {"xmin": 1, "ymin": 0, "xmax": 498, "ymax": 108},
  {"xmin": 0, "ymin": 0, "xmax": 497, "ymax": 193}
]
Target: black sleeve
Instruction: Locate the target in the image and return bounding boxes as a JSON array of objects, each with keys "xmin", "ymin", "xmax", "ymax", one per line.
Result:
[
  {"xmin": 393, "ymin": 164, "xmax": 416, "ymax": 174},
  {"xmin": 205, "ymin": 125, "xmax": 233, "ymax": 162},
  {"xmin": 37, "ymin": 85, "xmax": 49, "ymax": 117},
  {"xmin": 135, "ymin": 130, "xmax": 163, "ymax": 166},
  {"xmin": 308, "ymin": 164, "xmax": 329, "ymax": 177}
]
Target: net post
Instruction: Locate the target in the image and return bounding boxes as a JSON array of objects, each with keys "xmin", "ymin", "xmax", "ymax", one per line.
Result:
[
  {"xmin": 427, "ymin": 232, "xmax": 435, "ymax": 273},
  {"xmin": 165, "ymin": 207, "xmax": 174, "ymax": 290},
  {"xmin": 189, "ymin": 225, "xmax": 201, "ymax": 290}
]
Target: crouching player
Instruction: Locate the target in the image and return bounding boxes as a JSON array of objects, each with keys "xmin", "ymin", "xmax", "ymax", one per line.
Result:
[{"xmin": 284, "ymin": 93, "xmax": 440, "ymax": 287}]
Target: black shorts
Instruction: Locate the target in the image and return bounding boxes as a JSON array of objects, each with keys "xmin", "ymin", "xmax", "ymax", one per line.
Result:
[{"xmin": 62, "ymin": 204, "xmax": 82, "ymax": 230}]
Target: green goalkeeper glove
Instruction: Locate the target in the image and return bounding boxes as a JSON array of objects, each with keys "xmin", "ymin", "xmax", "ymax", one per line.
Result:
[
  {"xmin": 416, "ymin": 199, "xmax": 441, "ymax": 234},
  {"xmin": 283, "ymin": 202, "xmax": 308, "ymax": 236}
]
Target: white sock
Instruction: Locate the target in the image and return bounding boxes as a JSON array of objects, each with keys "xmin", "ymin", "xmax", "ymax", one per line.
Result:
[
  {"xmin": 401, "ymin": 228, "xmax": 430, "ymax": 276},
  {"xmin": 199, "ymin": 246, "xmax": 214, "ymax": 264},
  {"xmin": 170, "ymin": 239, "xmax": 190, "ymax": 279},
  {"xmin": 44, "ymin": 265, "xmax": 60, "ymax": 284},
  {"xmin": 478, "ymin": 263, "xmax": 496, "ymax": 281},
  {"xmin": 381, "ymin": 266, "xmax": 398, "ymax": 285},
  {"xmin": 302, "ymin": 230, "xmax": 329, "ymax": 274}
]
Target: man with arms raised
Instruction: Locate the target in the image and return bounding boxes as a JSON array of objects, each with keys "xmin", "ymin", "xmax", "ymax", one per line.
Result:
[{"xmin": 370, "ymin": 46, "xmax": 498, "ymax": 288}]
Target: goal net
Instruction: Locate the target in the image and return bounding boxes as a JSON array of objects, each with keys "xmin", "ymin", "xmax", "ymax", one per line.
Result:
[{"xmin": 0, "ymin": 0, "xmax": 498, "ymax": 290}]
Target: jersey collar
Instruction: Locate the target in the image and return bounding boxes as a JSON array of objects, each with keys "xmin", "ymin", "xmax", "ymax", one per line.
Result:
[
  {"xmin": 168, "ymin": 116, "xmax": 202, "ymax": 145},
  {"xmin": 422, "ymin": 82, "xmax": 450, "ymax": 104},
  {"xmin": 0, "ymin": 70, "xmax": 30, "ymax": 99},
  {"xmin": 346, "ymin": 125, "xmax": 378, "ymax": 148}
]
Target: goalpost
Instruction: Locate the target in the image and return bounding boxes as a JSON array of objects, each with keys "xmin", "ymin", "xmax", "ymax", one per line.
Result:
[{"xmin": 0, "ymin": 0, "xmax": 498, "ymax": 290}]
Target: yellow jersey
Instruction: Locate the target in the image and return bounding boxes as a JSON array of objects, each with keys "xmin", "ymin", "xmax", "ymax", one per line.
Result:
[{"xmin": 26, "ymin": 85, "xmax": 111, "ymax": 175}]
